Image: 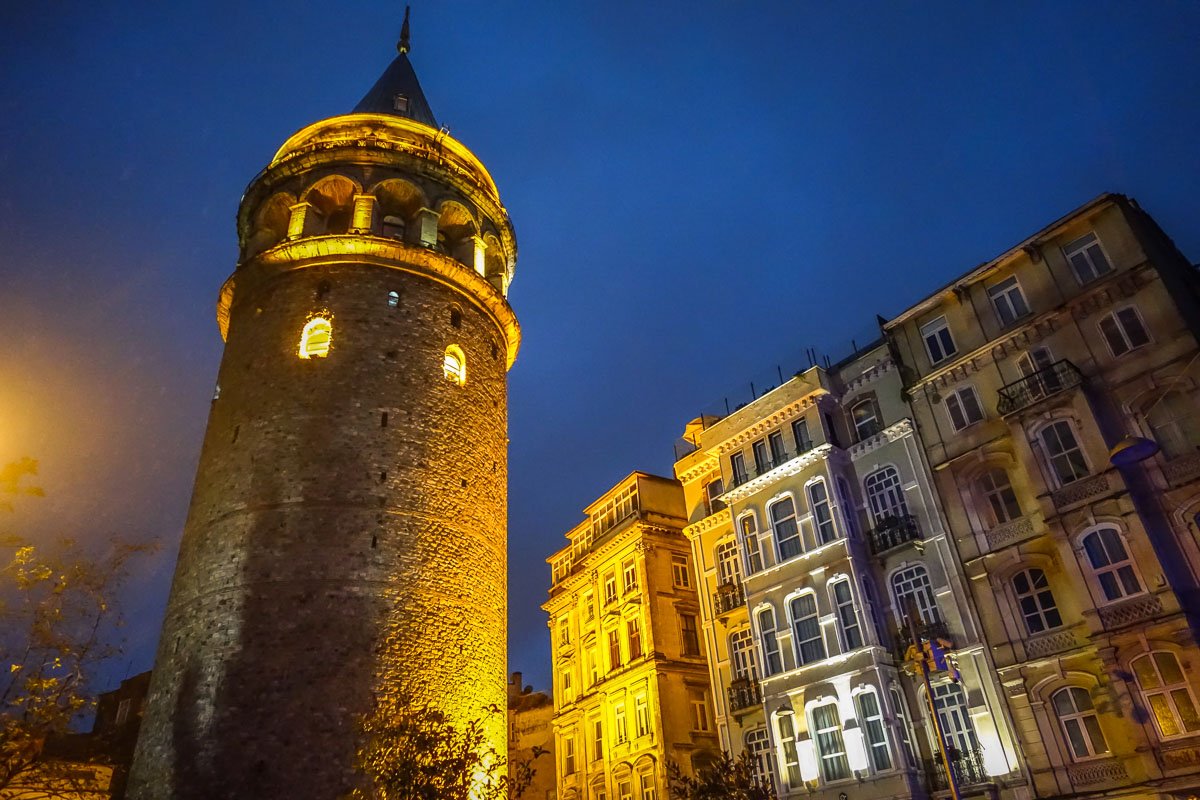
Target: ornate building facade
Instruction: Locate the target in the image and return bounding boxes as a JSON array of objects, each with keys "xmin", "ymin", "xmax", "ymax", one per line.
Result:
[
  {"xmin": 544, "ymin": 473, "xmax": 719, "ymax": 800},
  {"xmin": 128, "ymin": 18, "xmax": 519, "ymax": 798},
  {"xmin": 883, "ymin": 193, "xmax": 1200, "ymax": 798}
]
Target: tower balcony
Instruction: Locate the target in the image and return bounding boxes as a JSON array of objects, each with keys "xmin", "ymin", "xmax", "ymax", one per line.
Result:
[
  {"xmin": 867, "ymin": 514, "xmax": 922, "ymax": 556},
  {"xmin": 996, "ymin": 360, "xmax": 1083, "ymax": 416}
]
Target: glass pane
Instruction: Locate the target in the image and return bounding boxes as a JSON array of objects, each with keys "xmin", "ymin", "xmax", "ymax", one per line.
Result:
[
  {"xmin": 1013, "ymin": 572, "xmax": 1030, "ymax": 594},
  {"xmin": 1070, "ymin": 688, "xmax": 1094, "ymax": 711},
  {"xmin": 1156, "ymin": 652, "xmax": 1185, "ymax": 684},
  {"xmin": 1132, "ymin": 656, "xmax": 1160, "ymax": 690},
  {"xmin": 1053, "ymin": 690, "xmax": 1076, "ymax": 716},
  {"xmin": 1118, "ymin": 308, "xmax": 1149, "ymax": 346},
  {"xmin": 1063, "ymin": 718, "xmax": 1088, "ymax": 759},
  {"xmin": 1117, "ymin": 566, "xmax": 1142, "ymax": 596},
  {"xmin": 1171, "ymin": 689, "xmax": 1200, "ymax": 732},
  {"xmin": 1149, "ymin": 693, "xmax": 1181, "ymax": 737},
  {"xmin": 961, "ymin": 388, "xmax": 983, "ymax": 421},
  {"xmin": 1099, "ymin": 528, "xmax": 1128, "ymax": 561},
  {"xmin": 1083, "ymin": 534, "xmax": 1110, "ymax": 568},
  {"xmin": 1086, "ymin": 243, "xmax": 1111, "ymax": 274},
  {"xmin": 1070, "ymin": 252, "xmax": 1094, "ymax": 281},
  {"xmin": 1100, "ymin": 316, "xmax": 1127, "ymax": 355},
  {"xmin": 1082, "ymin": 715, "xmax": 1108, "ymax": 754},
  {"xmin": 1044, "ymin": 607, "xmax": 1063, "ymax": 629},
  {"xmin": 1098, "ymin": 571, "xmax": 1122, "ymax": 602}
]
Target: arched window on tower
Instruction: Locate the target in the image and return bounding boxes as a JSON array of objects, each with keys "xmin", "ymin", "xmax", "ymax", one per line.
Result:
[
  {"xmin": 443, "ymin": 345, "xmax": 467, "ymax": 385},
  {"xmin": 298, "ymin": 317, "xmax": 332, "ymax": 359}
]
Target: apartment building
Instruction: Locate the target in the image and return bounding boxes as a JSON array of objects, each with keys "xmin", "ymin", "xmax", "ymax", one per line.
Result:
[
  {"xmin": 544, "ymin": 473, "xmax": 719, "ymax": 800},
  {"xmin": 674, "ymin": 343, "xmax": 1024, "ymax": 800},
  {"xmin": 882, "ymin": 193, "xmax": 1200, "ymax": 798}
]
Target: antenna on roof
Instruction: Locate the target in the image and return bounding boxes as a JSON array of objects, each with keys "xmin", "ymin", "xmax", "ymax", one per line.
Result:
[{"xmin": 398, "ymin": 5, "xmax": 412, "ymax": 54}]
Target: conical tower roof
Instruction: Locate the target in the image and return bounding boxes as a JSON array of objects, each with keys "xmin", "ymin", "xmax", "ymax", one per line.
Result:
[{"xmin": 352, "ymin": 7, "xmax": 437, "ymax": 128}]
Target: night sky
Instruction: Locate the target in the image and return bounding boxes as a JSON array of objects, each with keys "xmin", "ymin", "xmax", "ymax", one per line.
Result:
[{"xmin": 3, "ymin": 1, "xmax": 1199, "ymax": 696}]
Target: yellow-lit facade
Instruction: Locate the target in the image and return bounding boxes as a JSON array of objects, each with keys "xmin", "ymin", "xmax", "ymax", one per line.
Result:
[{"xmin": 544, "ymin": 473, "xmax": 719, "ymax": 800}]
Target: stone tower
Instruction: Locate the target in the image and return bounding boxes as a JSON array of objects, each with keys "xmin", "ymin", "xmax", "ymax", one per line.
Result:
[{"xmin": 127, "ymin": 14, "xmax": 518, "ymax": 798}]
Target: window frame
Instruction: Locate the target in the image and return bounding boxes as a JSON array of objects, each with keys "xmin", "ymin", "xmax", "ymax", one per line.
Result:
[
  {"xmin": 1098, "ymin": 305, "xmax": 1152, "ymax": 357},
  {"xmin": 716, "ymin": 539, "xmax": 743, "ymax": 587},
  {"xmin": 739, "ymin": 513, "xmax": 765, "ymax": 574},
  {"xmin": 864, "ymin": 466, "xmax": 909, "ymax": 525},
  {"xmin": 945, "ymin": 384, "xmax": 985, "ymax": 432},
  {"xmin": 757, "ymin": 606, "xmax": 783, "ymax": 676},
  {"xmin": 442, "ymin": 344, "xmax": 466, "ymax": 385},
  {"xmin": 1131, "ymin": 651, "xmax": 1200, "ymax": 740},
  {"xmin": 891, "ymin": 564, "xmax": 940, "ymax": 625},
  {"xmin": 1063, "ymin": 232, "xmax": 1113, "ymax": 285},
  {"xmin": 680, "ymin": 612, "xmax": 701, "ymax": 657},
  {"xmin": 978, "ymin": 467, "xmax": 1021, "ymax": 527},
  {"xmin": 851, "ymin": 399, "xmax": 881, "ymax": 441},
  {"xmin": 1079, "ymin": 526, "xmax": 1144, "ymax": 605},
  {"xmin": 921, "ymin": 316, "xmax": 957, "ymax": 364},
  {"xmin": 729, "ymin": 627, "xmax": 760, "ymax": 680},
  {"xmin": 770, "ymin": 495, "xmax": 803, "ymax": 561},
  {"xmin": 1012, "ymin": 568, "xmax": 1063, "ymax": 635},
  {"xmin": 986, "ymin": 275, "xmax": 1031, "ymax": 327},
  {"xmin": 1052, "ymin": 686, "xmax": 1109, "ymax": 761},
  {"xmin": 855, "ymin": 689, "xmax": 893, "ymax": 772},
  {"xmin": 810, "ymin": 702, "xmax": 851, "ymax": 782},
  {"xmin": 808, "ymin": 479, "xmax": 837, "ymax": 544},
  {"xmin": 830, "ymin": 578, "xmax": 863, "ymax": 652},
  {"xmin": 792, "ymin": 417, "xmax": 813, "ymax": 453},
  {"xmin": 789, "ymin": 591, "xmax": 826, "ymax": 666},
  {"xmin": 1038, "ymin": 420, "xmax": 1090, "ymax": 487},
  {"xmin": 671, "ymin": 554, "xmax": 691, "ymax": 589}
]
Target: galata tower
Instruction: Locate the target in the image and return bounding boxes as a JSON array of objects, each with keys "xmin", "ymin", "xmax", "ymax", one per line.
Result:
[{"xmin": 127, "ymin": 12, "xmax": 518, "ymax": 797}]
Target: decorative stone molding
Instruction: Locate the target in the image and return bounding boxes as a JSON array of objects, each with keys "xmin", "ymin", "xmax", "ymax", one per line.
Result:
[
  {"xmin": 1025, "ymin": 628, "xmax": 1076, "ymax": 658},
  {"xmin": 849, "ymin": 418, "xmax": 914, "ymax": 459},
  {"xmin": 1161, "ymin": 745, "xmax": 1200, "ymax": 769},
  {"xmin": 840, "ymin": 357, "xmax": 894, "ymax": 394},
  {"xmin": 683, "ymin": 507, "xmax": 732, "ymax": 539},
  {"xmin": 721, "ymin": 445, "xmax": 833, "ymax": 504},
  {"xmin": 719, "ymin": 395, "xmax": 828, "ymax": 454},
  {"xmin": 677, "ymin": 453, "xmax": 719, "ymax": 485},
  {"xmin": 1051, "ymin": 473, "xmax": 1110, "ymax": 510},
  {"xmin": 1163, "ymin": 451, "xmax": 1200, "ymax": 485},
  {"xmin": 1068, "ymin": 759, "xmax": 1128, "ymax": 786},
  {"xmin": 984, "ymin": 516, "xmax": 1037, "ymax": 550},
  {"xmin": 1098, "ymin": 594, "xmax": 1164, "ymax": 629}
]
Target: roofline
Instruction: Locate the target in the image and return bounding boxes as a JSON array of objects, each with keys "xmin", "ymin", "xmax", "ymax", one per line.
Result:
[{"xmin": 882, "ymin": 192, "xmax": 1126, "ymax": 329}]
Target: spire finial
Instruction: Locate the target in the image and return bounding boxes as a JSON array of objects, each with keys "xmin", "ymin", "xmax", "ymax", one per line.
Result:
[{"xmin": 398, "ymin": 6, "xmax": 411, "ymax": 54}]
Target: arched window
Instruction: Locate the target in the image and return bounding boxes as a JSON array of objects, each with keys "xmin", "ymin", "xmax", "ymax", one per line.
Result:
[
  {"xmin": 1052, "ymin": 687, "xmax": 1108, "ymax": 760},
  {"xmin": 790, "ymin": 593, "xmax": 825, "ymax": 665},
  {"xmin": 775, "ymin": 711, "xmax": 802, "ymax": 787},
  {"xmin": 1040, "ymin": 421, "xmax": 1089, "ymax": 486},
  {"xmin": 770, "ymin": 497, "xmax": 802, "ymax": 561},
  {"xmin": 855, "ymin": 689, "xmax": 892, "ymax": 771},
  {"xmin": 808, "ymin": 480, "xmax": 837, "ymax": 544},
  {"xmin": 1012, "ymin": 568, "xmax": 1062, "ymax": 634},
  {"xmin": 931, "ymin": 683, "xmax": 978, "ymax": 753},
  {"xmin": 865, "ymin": 467, "xmax": 908, "ymax": 524},
  {"xmin": 443, "ymin": 345, "xmax": 467, "ymax": 385},
  {"xmin": 851, "ymin": 400, "xmax": 880, "ymax": 441},
  {"xmin": 836, "ymin": 477, "xmax": 859, "ymax": 539},
  {"xmin": 757, "ymin": 607, "xmax": 782, "ymax": 676},
  {"xmin": 739, "ymin": 515, "xmax": 764, "ymax": 574},
  {"xmin": 298, "ymin": 317, "xmax": 332, "ymax": 359},
  {"xmin": 978, "ymin": 468, "xmax": 1021, "ymax": 526},
  {"xmin": 716, "ymin": 540, "xmax": 742, "ymax": 587},
  {"xmin": 830, "ymin": 579, "xmax": 863, "ymax": 652},
  {"xmin": 1131, "ymin": 651, "xmax": 1200, "ymax": 739},
  {"xmin": 744, "ymin": 728, "xmax": 777, "ymax": 789},
  {"xmin": 892, "ymin": 564, "xmax": 939, "ymax": 624},
  {"xmin": 729, "ymin": 628, "xmax": 759, "ymax": 680},
  {"xmin": 811, "ymin": 703, "xmax": 850, "ymax": 781},
  {"xmin": 387, "ymin": 290, "xmax": 400, "ymax": 308},
  {"xmin": 1147, "ymin": 391, "xmax": 1200, "ymax": 460},
  {"xmin": 1080, "ymin": 527, "xmax": 1142, "ymax": 603},
  {"xmin": 450, "ymin": 306, "xmax": 463, "ymax": 328}
]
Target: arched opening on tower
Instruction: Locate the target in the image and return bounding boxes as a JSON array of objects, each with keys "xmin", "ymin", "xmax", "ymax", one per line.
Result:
[
  {"xmin": 304, "ymin": 175, "xmax": 359, "ymax": 236},
  {"xmin": 372, "ymin": 179, "xmax": 426, "ymax": 241},
  {"xmin": 436, "ymin": 201, "xmax": 478, "ymax": 266},
  {"xmin": 299, "ymin": 317, "xmax": 333, "ymax": 358},
  {"xmin": 245, "ymin": 192, "xmax": 296, "ymax": 258},
  {"xmin": 443, "ymin": 344, "xmax": 466, "ymax": 385}
]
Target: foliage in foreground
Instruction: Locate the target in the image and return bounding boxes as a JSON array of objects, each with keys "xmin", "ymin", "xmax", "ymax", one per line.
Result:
[{"xmin": 668, "ymin": 749, "xmax": 778, "ymax": 800}]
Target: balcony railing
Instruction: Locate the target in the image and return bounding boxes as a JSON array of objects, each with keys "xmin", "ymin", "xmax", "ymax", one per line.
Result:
[
  {"xmin": 996, "ymin": 359, "xmax": 1082, "ymax": 415},
  {"xmin": 727, "ymin": 677, "xmax": 762, "ymax": 713},
  {"xmin": 727, "ymin": 451, "xmax": 797, "ymax": 491},
  {"xmin": 867, "ymin": 514, "xmax": 921, "ymax": 555},
  {"xmin": 924, "ymin": 747, "xmax": 990, "ymax": 792},
  {"xmin": 714, "ymin": 582, "xmax": 745, "ymax": 616}
]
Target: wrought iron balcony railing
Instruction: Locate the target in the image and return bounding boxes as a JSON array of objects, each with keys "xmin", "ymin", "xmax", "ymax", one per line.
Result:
[
  {"xmin": 996, "ymin": 360, "xmax": 1082, "ymax": 415},
  {"xmin": 924, "ymin": 747, "xmax": 990, "ymax": 791},
  {"xmin": 867, "ymin": 514, "xmax": 921, "ymax": 555},
  {"xmin": 727, "ymin": 677, "xmax": 762, "ymax": 713},
  {"xmin": 714, "ymin": 582, "xmax": 745, "ymax": 616}
]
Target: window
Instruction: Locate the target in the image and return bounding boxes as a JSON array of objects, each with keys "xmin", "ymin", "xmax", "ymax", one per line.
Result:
[
  {"xmin": 812, "ymin": 703, "xmax": 851, "ymax": 781},
  {"xmin": 1131, "ymin": 651, "xmax": 1200, "ymax": 739},
  {"xmin": 890, "ymin": 687, "xmax": 916, "ymax": 766},
  {"xmin": 987, "ymin": 276, "xmax": 1030, "ymax": 326},
  {"xmin": 115, "ymin": 698, "xmax": 131, "ymax": 726},
  {"xmin": 808, "ymin": 481, "xmax": 837, "ymax": 544},
  {"xmin": 716, "ymin": 540, "xmax": 743, "ymax": 586},
  {"xmin": 793, "ymin": 417, "xmax": 813, "ymax": 452},
  {"xmin": 851, "ymin": 400, "xmax": 881, "ymax": 441},
  {"xmin": 604, "ymin": 572, "xmax": 618, "ymax": 605},
  {"xmin": 931, "ymin": 683, "xmax": 978, "ymax": 752},
  {"xmin": 1099, "ymin": 307, "xmax": 1151, "ymax": 356},
  {"xmin": 769, "ymin": 430, "xmax": 787, "ymax": 464},
  {"xmin": 856, "ymin": 690, "xmax": 892, "ymax": 771},
  {"xmin": 680, "ymin": 613, "xmax": 701, "ymax": 657},
  {"xmin": 1017, "ymin": 346, "xmax": 1062, "ymax": 400},
  {"xmin": 587, "ymin": 648, "xmax": 599, "ymax": 685},
  {"xmin": 617, "ymin": 778, "xmax": 632, "ymax": 800},
  {"xmin": 1081, "ymin": 527, "xmax": 1143, "ymax": 603},
  {"xmin": 978, "ymin": 468, "xmax": 1021, "ymax": 526},
  {"xmin": 790, "ymin": 593, "xmax": 826, "ymax": 665},
  {"xmin": 745, "ymin": 728, "xmax": 778, "ymax": 788},
  {"xmin": 443, "ymin": 344, "xmax": 466, "ymax": 385},
  {"xmin": 449, "ymin": 306, "xmax": 462, "ymax": 328},
  {"xmin": 591, "ymin": 717, "xmax": 604, "ymax": 761},
  {"xmin": 614, "ymin": 703, "xmax": 628, "ymax": 744},
  {"xmin": 563, "ymin": 734, "xmax": 577, "ymax": 775},
  {"xmin": 639, "ymin": 773, "xmax": 656, "ymax": 800},
  {"xmin": 836, "ymin": 478, "xmax": 858, "ymax": 538},
  {"xmin": 770, "ymin": 497, "xmax": 802, "ymax": 560},
  {"xmin": 671, "ymin": 555, "xmax": 691, "ymax": 588},
  {"xmin": 892, "ymin": 564, "xmax": 939, "ymax": 625},
  {"xmin": 392, "ymin": 93, "xmax": 409, "ymax": 112},
  {"xmin": 584, "ymin": 591, "xmax": 595, "ymax": 622},
  {"xmin": 921, "ymin": 316, "xmax": 957, "ymax": 364},
  {"xmin": 1012, "ymin": 568, "xmax": 1062, "ymax": 634},
  {"xmin": 634, "ymin": 694, "xmax": 651, "ymax": 737},
  {"xmin": 387, "ymin": 289, "xmax": 400, "ymax": 307},
  {"xmin": 1064, "ymin": 232, "xmax": 1112, "ymax": 284},
  {"xmin": 627, "ymin": 618, "xmax": 642, "ymax": 660},
  {"xmin": 1040, "ymin": 421, "xmax": 1089, "ymax": 486},
  {"xmin": 864, "ymin": 467, "xmax": 908, "ymax": 524},
  {"xmin": 831, "ymin": 580, "xmax": 863, "ymax": 651},
  {"xmin": 753, "ymin": 439, "xmax": 770, "ymax": 474},
  {"xmin": 825, "ymin": 412, "xmax": 842, "ymax": 448},
  {"xmin": 776, "ymin": 712, "xmax": 802, "ymax": 786},
  {"xmin": 730, "ymin": 452, "xmax": 748, "ymax": 485},
  {"xmin": 729, "ymin": 628, "xmax": 759, "ymax": 680},
  {"xmin": 1148, "ymin": 391, "xmax": 1200, "ymax": 460},
  {"xmin": 298, "ymin": 317, "xmax": 332, "ymax": 358},
  {"xmin": 740, "ymin": 514, "xmax": 764, "ymax": 573},
  {"xmin": 608, "ymin": 629, "xmax": 622, "ymax": 670},
  {"xmin": 558, "ymin": 617, "xmax": 571, "ymax": 646},
  {"xmin": 622, "ymin": 559, "xmax": 638, "ymax": 594},
  {"xmin": 562, "ymin": 670, "xmax": 573, "ymax": 704},
  {"xmin": 690, "ymin": 690, "xmax": 710, "ymax": 731},
  {"xmin": 946, "ymin": 385, "xmax": 984, "ymax": 431},
  {"xmin": 1053, "ymin": 687, "xmax": 1108, "ymax": 760},
  {"xmin": 704, "ymin": 478, "xmax": 726, "ymax": 515},
  {"xmin": 758, "ymin": 607, "xmax": 782, "ymax": 675}
]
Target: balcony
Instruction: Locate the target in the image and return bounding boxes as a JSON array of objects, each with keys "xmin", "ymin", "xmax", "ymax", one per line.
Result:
[
  {"xmin": 714, "ymin": 582, "xmax": 745, "ymax": 617},
  {"xmin": 924, "ymin": 747, "xmax": 990, "ymax": 792},
  {"xmin": 867, "ymin": 514, "xmax": 922, "ymax": 555},
  {"xmin": 727, "ymin": 676, "xmax": 762, "ymax": 714},
  {"xmin": 996, "ymin": 359, "xmax": 1082, "ymax": 416},
  {"xmin": 894, "ymin": 616, "xmax": 952, "ymax": 660}
]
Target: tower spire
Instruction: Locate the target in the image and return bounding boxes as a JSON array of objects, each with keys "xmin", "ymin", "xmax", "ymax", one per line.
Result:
[{"xmin": 398, "ymin": 6, "xmax": 411, "ymax": 54}]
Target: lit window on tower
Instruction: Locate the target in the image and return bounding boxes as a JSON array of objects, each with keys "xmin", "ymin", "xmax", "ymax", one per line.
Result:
[
  {"xmin": 299, "ymin": 317, "xmax": 332, "ymax": 358},
  {"xmin": 443, "ymin": 344, "xmax": 466, "ymax": 385}
]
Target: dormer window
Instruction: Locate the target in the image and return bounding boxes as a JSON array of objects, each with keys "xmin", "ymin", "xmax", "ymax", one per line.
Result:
[{"xmin": 393, "ymin": 94, "xmax": 409, "ymax": 112}]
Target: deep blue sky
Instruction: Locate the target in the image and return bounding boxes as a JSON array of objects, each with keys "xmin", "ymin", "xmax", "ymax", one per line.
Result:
[{"xmin": 3, "ymin": 1, "xmax": 1198, "ymax": 695}]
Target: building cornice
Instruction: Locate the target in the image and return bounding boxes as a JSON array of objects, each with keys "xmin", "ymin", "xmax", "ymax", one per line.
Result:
[
  {"xmin": 839, "ymin": 355, "xmax": 895, "ymax": 396},
  {"xmin": 676, "ymin": 453, "xmax": 719, "ymax": 485},
  {"xmin": 849, "ymin": 418, "xmax": 914, "ymax": 460},
  {"xmin": 682, "ymin": 507, "xmax": 732, "ymax": 541},
  {"xmin": 721, "ymin": 444, "xmax": 835, "ymax": 504},
  {"xmin": 717, "ymin": 394, "xmax": 829, "ymax": 456}
]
